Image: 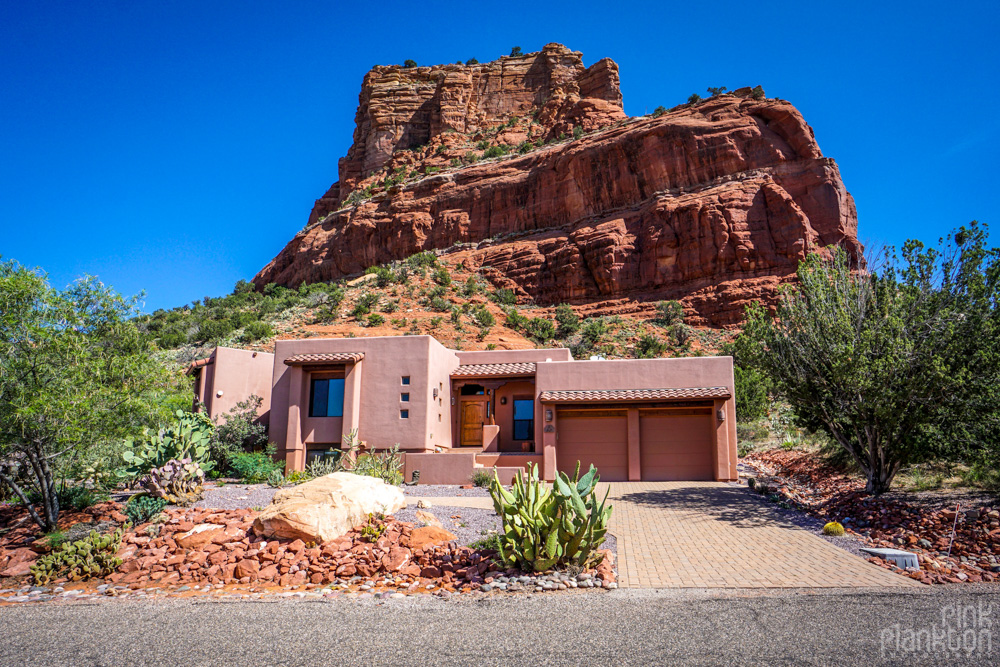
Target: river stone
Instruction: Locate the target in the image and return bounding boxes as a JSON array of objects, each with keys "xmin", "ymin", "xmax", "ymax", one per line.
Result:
[{"xmin": 252, "ymin": 472, "xmax": 407, "ymax": 543}]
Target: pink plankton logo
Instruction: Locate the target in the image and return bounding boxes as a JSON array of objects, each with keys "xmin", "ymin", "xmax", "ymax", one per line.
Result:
[{"xmin": 880, "ymin": 602, "xmax": 993, "ymax": 659}]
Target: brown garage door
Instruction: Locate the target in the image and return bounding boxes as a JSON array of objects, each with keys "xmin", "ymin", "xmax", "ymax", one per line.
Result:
[
  {"xmin": 557, "ymin": 409, "xmax": 629, "ymax": 482},
  {"xmin": 639, "ymin": 409, "xmax": 715, "ymax": 481}
]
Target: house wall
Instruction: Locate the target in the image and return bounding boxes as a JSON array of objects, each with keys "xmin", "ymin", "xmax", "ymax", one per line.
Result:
[
  {"xmin": 492, "ymin": 380, "xmax": 537, "ymax": 452},
  {"xmin": 198, "ymin": 348, "xmax": 273, "ymax": 425},
  {"xmin": 456, "ymin": 348, "xmax": 573, "ymax": 365},
  {"xmin": 534, "ymin": 356, "xmax": 738, "ymax": 481},
  {"xmin": 270, "ymin": 336, "xmax": 460, "ymax": 469}
]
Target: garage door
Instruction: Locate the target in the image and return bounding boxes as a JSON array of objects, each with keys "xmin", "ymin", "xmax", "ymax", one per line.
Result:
[
  {"xmin": 639, "ymin": 409, "xmax": 715, "ymax": 481},
  {"xmin": 557, "ymin": 409, "xmax": 629, "ymax": 482}
]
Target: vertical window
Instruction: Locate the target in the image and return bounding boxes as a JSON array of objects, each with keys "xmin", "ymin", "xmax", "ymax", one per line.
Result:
[
  {"xmin": 400, "ymin": 409, "xmax": 409, "ymax": 419},
  {"xmin": 401, "ymin": 376, "xmax": 410, "ymax": 385},
  {"xmin": 401, "ymin": 392, "xmax": 410, "ymax": 402},
  {"xmin": 513, "ymin": 399, "xmax": 534, "ymax": 440},
  {"xmin": 309, "ymin": 377, "xmax": 345, "ymax": 417}
]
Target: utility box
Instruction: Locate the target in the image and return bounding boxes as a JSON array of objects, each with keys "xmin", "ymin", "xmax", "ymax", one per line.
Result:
[{"xmin": 860, "ymin": 547, "xmax": 920, "ymax": 569}]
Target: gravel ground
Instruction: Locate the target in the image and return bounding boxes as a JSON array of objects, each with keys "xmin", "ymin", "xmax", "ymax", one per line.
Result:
[
  {"xmin": 189, "ymin": 484, "xmax": 276, "ymax": 510},
  {"xmin": 402, "ymin": 484, "xmax": 492, "ymax": 497}
]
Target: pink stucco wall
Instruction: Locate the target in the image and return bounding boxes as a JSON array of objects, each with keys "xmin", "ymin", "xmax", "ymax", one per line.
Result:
[{"xmin": 196, "ymin": 347, "xmax": 273, "ymax": 426}]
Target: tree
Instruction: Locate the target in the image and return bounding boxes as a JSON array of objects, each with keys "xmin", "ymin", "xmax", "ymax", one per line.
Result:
[
  {"xmin": 554, "ymin": 304, "xmax": 579, "ymax": 336},
  {"xmin": 0, "ymin": 261, "xmax": 171, "ymax": 530},
  {"xmin": 687, "ymin": 93, "xmax": 702, "ymax": 104},
  {"xmin": 654, "ymin": 300, "xmax": 683, "ymax": 326},
  {"xmin": 707, "ymin": 86, "xmax": 728, "ymax": 97},
  {"xmin": 509, "ymin": 46, "xmax": 522, "ymax": 57},
  {"xmin": 403, "ymin": 59, "xmax": 417, "ymax": 68},
  {"xmin": 652, "ymin": 105, "xmax": 667, "ymax": 117},
  {"xmin": 741, "ymin": 226, "xmax": 999, "ymax": 494},
  {"xmin": 465, "ymin": 57, "xmax": 479, "ymax": 65}
]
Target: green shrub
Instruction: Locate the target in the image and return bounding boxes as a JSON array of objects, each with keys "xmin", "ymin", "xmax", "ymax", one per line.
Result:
[
  {"xmin": 211, "ymin": 395, "xmax": 267, "ymax": 472},
  {"xmin": 636, "ymin": 334, "xmax": 668, "ymax": 359},
  {"xmin": 124, "ymin": 494, "xmax": 167, "ymax": 525},
  {"xmin": 489, "ymin": 462, "xmax": 612, "ymax": 571},
  {"xmin": 465, "ymin": 151, "xmax": 480, "ymax": 163},
  {"xmin": 482, "ymin": 145, "xmax": 509, "ymax": 159},
  {"xmin": 734, "ymin": 366, "xmax": 768, "ymax": 422},
  {"xmin": 517, "ymin": 141, "xmax": 534, "ymax": 154},
  {"xmin": 450, "ymin": 158, "xmax": 462, "ymax": 167},
  {"xmin": 367, "ymin": 313, "xmax": 385, "ymax": 327},
  {"xmin": 573, "ymin": 125, "xmax": 584, "ymax": 139},
  {"xmin": 239, "ymin": 320, "xmax": 274, "ymax": 343},
  {"xmin": 351, "ymin": 292, "xmax": 379, "ymax": 318},
  {"xmin": 471, "ymin": 306, "xmax": 495, "ymax": 329},
  {"xmin": 493, "ymin": 287, "xmax": 517, "ymax": 305},
  {"xmin": 581, "ymin": 318, "xmax": 608, "ymax": 347},
  {"xmin": 509, "ymin": 46, "xmax": 522, "ymax": 56},
  {"xmin": 750, "ymin": 85, "xmax": 766, "ymax": 100},
  {"xmin": 669, "ymin": 323, "xmax": 691, "ymax": 347},
  {"xmin": 688, "ymin": 93, "xmax": 702, "ymax": 104},
  {"xmin": 471, "ymin": 469, "xmax": 492, "ymax": 487},
  {"xmin": 460, "ymin": 276, "xmax": 482, "ymax": 297},
  {"xmin": 469, "ymin": 532, "xmax": 502, "ymax": 552},
  {"xmin": 654, "ymin": 300, "xmax": 683, "ymax": 326},
  {"xmin": 504, "ymin": 307, "xmax": 528, "ymax": 331},
  {"xmin": 21, "ymin": 484, "xmax": 109, "ymax": 513},
  {"xmin": 430, "ymin": 296, "xmax": 451, "ymax": 312},
  {"xmin": 554, "ymin": 304, "xmax": 579, "ymax": 336},
  {"xmin": 652, "ymin": 105, "xmax": 667, "ymax": 117},
  {"xmin": 707, "ymin": 86, "xmax": 728, "ymax": 97},
  {"xmin": 465, "ymin": 57, "xmax": 478, "ymax": 65},
  {"xmin": 525, "ymin": 318, "xmax": 555, "ymax": 343},
  {"xmin": 230, "ymin": 446, "xmax": 283, "ymax": 483},
  {"xmin": 405, "ymin": 251, "xmax": 438, "ymax": 268},
  {"xmin": 381, "ymin": 300, "xmax": 399, "ymax": 314},
  {"xmin": 433, "ymin": 267, "xmax": 452, "ymax": 286},
  {"xmin": 476, "ymin": 139, "xmax": 491, "ymax": 151},
  {"xmin": 403, "ymin": 59, "xmax": 417, "ymax": 68}
]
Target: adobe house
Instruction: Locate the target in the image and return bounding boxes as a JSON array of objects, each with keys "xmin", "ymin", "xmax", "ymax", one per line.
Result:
[{"xmin": 253, "ymin": 335, "xmax": 738, "ymax": 484}]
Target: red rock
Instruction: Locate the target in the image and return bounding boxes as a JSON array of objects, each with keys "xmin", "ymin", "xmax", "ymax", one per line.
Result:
[
  {"xmin": 384, "ymin": 546, "xmax": 411, "ymax": 572},
  {"xmin": 288, "ymin": 539, "xmax": 306, "ymax": 553},
  {"xmin": 253, "ymin": 47, "xmax": 860, "ymax": 327},
  {"xmin": 234, "ymin": 558, "xmax": 259, "ymax": 580},
  {"xmin": 409, "ymin": 527, "xmax": 457, "ymax": 551},
  {"xmin": 175, "ymin": 524, "xmax": 227, "ymax": 550},
  {"xmin": 0, "ymin": 547, "xmax": 38, "ymax": 578}
]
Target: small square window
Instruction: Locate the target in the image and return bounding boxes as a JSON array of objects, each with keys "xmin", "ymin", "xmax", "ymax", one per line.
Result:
[
  {"xmin": 401, "ymin": 376, "xmax": 410, "ymax": 385},
  {"xmin": 400, "ymin": 409, "xmax": 409, "ymax": 419},
  {"xmin": 401, "ymin": 392, "xmax": 410, "ymax": 402}
]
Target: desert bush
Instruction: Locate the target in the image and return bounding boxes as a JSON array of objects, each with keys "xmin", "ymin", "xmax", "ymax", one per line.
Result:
[
  {"xmin": 654, "ymin": 300, "xmax": 683, "ymax": 326},
  {"xmin": 465, "ymin": 57, "xmax": 478, "ymax": 65},
  {"xmin": 652, "ymin": 105, "xmax": 666, "ymax": 117},
  {"xmin": 470, "ymin": 469, "xmax": 491, "ymax": 487},
  {"xmin": 734, "ymin": 366, "xmax": 768, "ymax": 422},
  {"xmin": 483, "ymin": 145, "xmax": 509, "ymax": 159},
  {"xmin": 367, "ymin": 313, "xmax": 385, "ymax": 327},
  {"xmin": 123, "ymin": 410, "xmax": 216, "ymax": 478},
  {"xmin": 239, "ymin": 320, "xmax": 273, "ymax": 343},
  {"xmin": 504, "ymin": 307, "xmax": 527, "ymax": 331},
  {"xmin": 573, "ymin": 125, "xmax": 584, "ymax": 139},
  {"xmin": 405, "ymin": 251, "xmax": 438, "ymax": 268},
  {"xmin": 707, "ymin": 86, "xmax": 728, "ymax": 96},
  {"xmin": 636, "ymin": 334, "xmax": 668, "ymax": 358},
  {"xmin": 687, "ymin": 93, "xmax": 702, "ymax": 104},
  {"xmin": 433, "ymin": 267, "xmax": 452, "ymax": 286},
  {"xmin": 751, "ymin": 85, "xmax": 766, "ymax": 100},
  {"xmin": 493, "ymin": 287, "xmax": 517, "ymax": 305},
  {"xmin": 471, "ymin": 306, "xmax": 495, "ymax": 329},
  {"xmin": 210, "ymin": 395, "xmax": 267, "ymax": 472},
  {"xmin": 509, "ymin": 46, "xmax": 522, "ymax": 56},
  {"xmin": 351, "ymin": 292, "xmax": 379, "ymax": 318},
  {"xmin": 554, "ymin": 304, "xmax": 579, "ymax": 336},
  {"xmin": 230, "ymin": 446, "xmax": 283, "ymax": 483},
  {"xmin": 525, "ymin": 318, "xmax": 555, "ymax": 343},
  {"xmin": 403, "ymin": 59, "xmax": 417, "ymax": 68},
  {"xmin": 669, "ymin": 323, "xmax": 691, "ymax": 347},
  {"xmin": 353, "ymin": 445, "xmax": 403, "ymax": 486}
]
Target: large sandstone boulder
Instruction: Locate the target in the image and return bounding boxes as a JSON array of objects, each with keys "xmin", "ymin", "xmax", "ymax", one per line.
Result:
[{"xmin": 252, "ymin": 472, "xmax": 406, "ymax": 543}]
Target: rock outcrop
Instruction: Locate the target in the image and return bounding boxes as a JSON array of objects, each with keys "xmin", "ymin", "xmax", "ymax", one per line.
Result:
[{"xmin": 254, "ymin": 44, "xmax": 861, "ymax": 326}]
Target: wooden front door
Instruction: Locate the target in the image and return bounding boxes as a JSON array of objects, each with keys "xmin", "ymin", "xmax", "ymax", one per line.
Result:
[{"xmin": 460, "ymin": 401, "xmax": 486, "ymax": 447}]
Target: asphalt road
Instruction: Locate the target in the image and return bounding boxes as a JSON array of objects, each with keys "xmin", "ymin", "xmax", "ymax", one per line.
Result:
[{"xmin": 1, "ymin": 587, "xmax": 998, "ymax": 666}]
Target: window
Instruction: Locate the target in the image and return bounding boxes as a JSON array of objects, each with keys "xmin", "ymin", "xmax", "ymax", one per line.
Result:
[
  {"xmin": 401, "ymin": 393, "xmax": 410, "ymax": 402},
  {"xmin": 513, "ymin": 399, "xmax": 534, "ymax": 441},
  {"xmin": 401, "ymin": 376, "xmax": 410, "ymax": 385},
  {"xmin": 460, "ymin": 384, "xmax": 485, "ymax": 396},
  {"xmin": 400, "ymin": 409, "xmax": 409, "ymax": 419},
  {"xmin": 309, "ymin": 377, "xmax": 344, "ymax": 418}
]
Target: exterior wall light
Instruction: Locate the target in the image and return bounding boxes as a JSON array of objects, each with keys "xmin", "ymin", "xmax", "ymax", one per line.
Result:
[
  {"xmin": 216, "ymin": 390, "xmax": 224, "ymax": 398},
  {"xmin": 545, "ymin": 409, "xmax": 553, "ymax": 422},
  {"xmin": 500, "ymin": 396, "xmax": 507, "ymax": 405},
  {"xmin": 717, "ymin": 408, "xmax": 726, "ymax": 422},
  {"xmin": 433, "ymin": 388, "xmax": 439, "ymax": 399}
]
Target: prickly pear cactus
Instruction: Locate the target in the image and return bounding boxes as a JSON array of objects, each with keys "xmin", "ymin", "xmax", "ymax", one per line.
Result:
[
  {"xmin": 141, "ymin": 457, "xmax": 205, "ymax": 506},
  {"xmin": 122, "ymin": 410, "xmax": 215, "ymax": 477},
  {"xmin": 489, "ymin": 462, "xmax": 612, "ymax": 572},
  {"xmin": 31, "ymin": 526, "xmax": 127, "ymax": 585}
]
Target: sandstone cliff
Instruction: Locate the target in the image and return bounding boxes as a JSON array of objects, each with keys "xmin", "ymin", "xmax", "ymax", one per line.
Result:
[{"xmin": 254, "ymin": 44, "xmax": 861, "ymax": 326}]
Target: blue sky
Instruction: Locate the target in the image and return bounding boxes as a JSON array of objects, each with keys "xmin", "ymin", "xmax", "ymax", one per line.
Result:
[{"xmin": 2, "ymin": 1, "xmax": 997, "ymax": 312}]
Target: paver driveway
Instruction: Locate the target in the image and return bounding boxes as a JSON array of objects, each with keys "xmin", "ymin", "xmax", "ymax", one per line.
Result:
[
  {"xmin": 604, "ymin": 481, "xmax": 919, "ymax": 589},
  {"xmin": 418, "ymin": 482, "xmax": 919, "ymax": 589}
]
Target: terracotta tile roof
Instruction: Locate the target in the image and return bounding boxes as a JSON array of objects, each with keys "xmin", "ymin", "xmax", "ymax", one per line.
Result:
[
  {"xmin": 538, "ymin": 387, "xmax": 731, "ymax": 402},
  {"xmin": 451, "ymin": 362, "xmax": 537, "ymax": 378},
  {"xmin": 283, "ymin": 352, "xmax": 365, "ymax": 365}
]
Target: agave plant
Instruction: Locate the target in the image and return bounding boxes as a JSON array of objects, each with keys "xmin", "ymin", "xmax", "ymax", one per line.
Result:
[{"xmin": 489, "ymin": 462, "xmax": 612, "ymax": 572}]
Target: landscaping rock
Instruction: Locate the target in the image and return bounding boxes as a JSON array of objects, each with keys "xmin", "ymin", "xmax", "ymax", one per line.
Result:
[
  {"xmin": 414, "ymin": 510, "xmax": 443, "ymax": 529},
  {"xmin": 174, "ymin": 524, "xmax": 226, "ymax": 550},
  {"xmin": 408, "ymin": 526, "xmax": 457, "ymax": 551},
  {"xmin": 252, "ymin": 472, "xmax": 407, "ymax": 543}
]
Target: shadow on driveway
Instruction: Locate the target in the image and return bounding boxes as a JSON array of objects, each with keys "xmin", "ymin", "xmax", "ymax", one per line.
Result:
[{"xmin": 615, "ymin": 484, "xmax": 808, "ymax": 530}]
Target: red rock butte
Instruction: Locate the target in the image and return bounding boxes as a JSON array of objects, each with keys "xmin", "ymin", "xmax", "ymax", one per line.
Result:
[{"xmin": 253, "ymin": 43, "xmax": 862, "ymax": 326}]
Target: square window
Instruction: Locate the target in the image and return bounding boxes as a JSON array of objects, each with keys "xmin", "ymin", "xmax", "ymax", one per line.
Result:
[
  {"xmin": 401, "ymin": 376, "xmax": 410, "ymax": 385},
  {"xmin": 400, "ymin": 409, "xmax": 409, "ymax": 419},
  {"xmin": 401, "ymin": 392, "xmax": 410, "ymax": 402},
  {"xmin": 309, "ymin": 377, "xmax": 345, "ymax": 418}
]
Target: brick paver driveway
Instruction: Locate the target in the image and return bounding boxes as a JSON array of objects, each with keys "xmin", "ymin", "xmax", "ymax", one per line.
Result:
[{"xmin": 603, "ymin": 482, "xmax": 919, "ymax": 589}]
